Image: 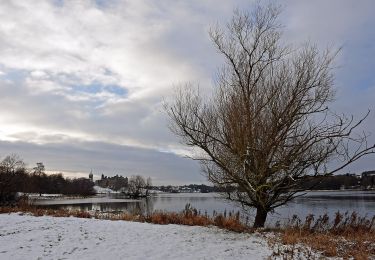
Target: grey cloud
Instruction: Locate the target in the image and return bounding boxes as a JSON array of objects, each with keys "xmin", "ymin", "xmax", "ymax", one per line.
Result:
[
  {"xmin": 0, "ymin": 139, "xmax": 203, "ymax": 185},
  {"xmin": 0, "ymin": 0, "xmax": 374, "ymax": 182}
]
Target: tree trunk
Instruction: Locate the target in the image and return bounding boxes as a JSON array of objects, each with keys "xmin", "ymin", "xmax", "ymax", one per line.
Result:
[{"xmin": 253, "ymin": 207, "xmax": 268, "ymax": 228}]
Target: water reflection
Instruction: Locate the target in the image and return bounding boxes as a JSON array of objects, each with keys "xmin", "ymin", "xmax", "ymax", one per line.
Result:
[
  {"xmin": 35, "ymin": 191, "xmax": 375, "ymax": 226},
  {"xmin": 38, "ymin": 198, "xmax": 155, "ymax": 216},
  {"xmin": 270, "ymin": 193, "xmax": 375, "ymax": 224}
]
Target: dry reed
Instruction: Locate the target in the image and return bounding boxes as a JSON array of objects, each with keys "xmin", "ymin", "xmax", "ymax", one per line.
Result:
[{"xmin": 273, "ymin": 212, "xmax": 375, "ymax": 259}]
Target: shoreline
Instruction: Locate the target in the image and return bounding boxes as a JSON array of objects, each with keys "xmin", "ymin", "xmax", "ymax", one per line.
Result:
[
  {"xmin": 1, "ymin": 207, "xmax": 374, "ymax": 259},
  {"xmin": 33, "ymin": 196, "xmax": 140, "ymax": 206}
]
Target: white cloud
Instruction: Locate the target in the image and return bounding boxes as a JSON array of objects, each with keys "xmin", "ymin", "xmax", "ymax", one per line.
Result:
[
  {"xmin": 0, "ymin": 0, "xmax": 374, "ymax": 182},
  {"xmin": 0, "ymin": 0, "xmax": 221, "ymax": 148}
]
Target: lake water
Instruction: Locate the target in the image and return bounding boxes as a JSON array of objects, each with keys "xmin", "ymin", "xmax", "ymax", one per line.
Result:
[{"xmin": 34, "ymin": 191, "xmax": 375, "ymax": 227}]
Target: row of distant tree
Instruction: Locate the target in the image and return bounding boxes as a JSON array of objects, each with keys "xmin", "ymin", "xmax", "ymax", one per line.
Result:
[
  {"xmin": 297, "ymin": 175, "xmax": 360, "ymax": 190},
  {"xmin": 156, "ymin": 175, "xmax": 366, "ymax": 194},
  {"xmin": 0, "ymin": 154, "xmax": 95, "ymax": 204}
]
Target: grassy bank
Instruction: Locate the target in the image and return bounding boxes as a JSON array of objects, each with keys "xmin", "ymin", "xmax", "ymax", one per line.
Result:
[{"xmin": 1, "ymin": 201, "xmax": 374, "ymax": 259}]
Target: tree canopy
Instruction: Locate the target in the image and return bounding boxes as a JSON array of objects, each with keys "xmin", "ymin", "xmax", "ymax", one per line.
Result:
[{"xmin": 165, "ymin": 3, "xmax": 375, "ymax": 227}]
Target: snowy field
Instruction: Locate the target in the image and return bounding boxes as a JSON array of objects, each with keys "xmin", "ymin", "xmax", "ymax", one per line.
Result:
[{"xmin": 0, "ymin": 213, "xmax": 272, "ymax": 260}]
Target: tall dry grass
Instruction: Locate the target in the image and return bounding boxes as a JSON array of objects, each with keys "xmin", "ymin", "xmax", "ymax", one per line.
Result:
[{"xmin": 274, "ymin": 212, "xmax": 375, "ymax": 259}]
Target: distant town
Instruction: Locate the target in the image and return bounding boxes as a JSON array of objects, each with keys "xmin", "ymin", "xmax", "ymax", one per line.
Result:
[
  {"xmin": 93, "ymin": 173, "xmax": 225, "ymax": 193},
  {"xmin": 93, "ymin": 170, "xmax": 375, "ymax": 193}
]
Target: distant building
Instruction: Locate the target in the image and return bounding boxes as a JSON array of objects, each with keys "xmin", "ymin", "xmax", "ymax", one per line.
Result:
[
  {"xmin": 95, "ymin": 174, "xmax": 129, "ymax": 191},
  {"xmin": 89, "ymin": 171, "xmax": 93, "ymax": 182},
  {"xmin": 362, "ymin": 171, "xmax": 375, "ymax": 189}
]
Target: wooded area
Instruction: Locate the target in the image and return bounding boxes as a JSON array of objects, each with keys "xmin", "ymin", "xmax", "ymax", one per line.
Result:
[{"xmin": 0, "ymin": 154, "xmax": 95, "ymax": 205}]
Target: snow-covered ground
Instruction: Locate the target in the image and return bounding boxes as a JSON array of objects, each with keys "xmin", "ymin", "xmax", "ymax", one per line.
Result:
[
  {"xmin": 0, "ymin": 213, "xmax": 272, "ymax": 260},
  {"xmin": 93, "ymin": 185, "xmax": 118, "ymax": 194}
]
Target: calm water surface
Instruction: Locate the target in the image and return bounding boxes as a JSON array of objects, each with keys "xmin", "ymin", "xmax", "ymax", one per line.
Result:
[{"xmin": 35, "ymin": 191, "xmax": 375, "ymax": 226}]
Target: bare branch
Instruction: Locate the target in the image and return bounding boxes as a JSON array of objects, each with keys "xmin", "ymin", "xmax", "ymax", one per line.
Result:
[{"xmin": 164, "ymin": 3, "xmax": 375, "ymax": 228}]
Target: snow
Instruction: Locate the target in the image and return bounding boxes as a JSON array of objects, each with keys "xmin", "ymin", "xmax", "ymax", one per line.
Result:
[
  {"xmin": 17, "ymin": 193, "xmax": 64, "ymax": 200},
  {"xmin": 145, "ymin": 189, "xmax": 164, "ymax": 194},
  {"xmin": 93, "ymin": 185, "xmax": 118, "ymax": 194},
  {"xmin": 0, "ymin": 213, "xmax": 272, "ymax": 260},
  {"xmin": 33, "ymin": 196, "xmax": 138, "ymax": 205}
]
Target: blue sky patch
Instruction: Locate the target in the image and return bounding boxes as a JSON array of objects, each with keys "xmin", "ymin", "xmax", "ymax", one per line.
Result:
[
  {"xmin": 73, "ymin": 82, "xmax": 128, "ymax": 97},
  {"xmin": 52, "ymin": 0, "xmax": 64, "ymax": 7},
  {"xmin": 0, "ymin": 67, "xmax": 29, "ymax": 84}
]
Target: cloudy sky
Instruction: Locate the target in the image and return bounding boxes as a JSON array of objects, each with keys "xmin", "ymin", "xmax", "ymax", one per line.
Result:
[{"xmin": 0, "ymin": 0, "xmax": 374, "ymax": 184}]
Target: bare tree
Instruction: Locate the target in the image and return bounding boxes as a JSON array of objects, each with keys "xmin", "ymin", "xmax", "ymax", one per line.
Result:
[
  {"xmin": 0, "ymin": 154, "xmax": 26, "ymax": 174},
  {"xmin": 0, "ymin": 154, "xmax": 27, "ymax": 204},
  {"xmin": 31, "ymin": 162, "xmax": 47, "ymax": 196},
  {"xmin": 145, "ymin": 177, "xmax": 152, "ymax": 196},
  {"xmin": 128, "ymin": 175, "xmax": 146, "ymax": 198},
  {"xmin": 33, "ymin": 162, "xmax": 45, "ymax": 176},
  {"xmin": 165, "ymin": 4, "xmax": 375, "ymax": 228}
]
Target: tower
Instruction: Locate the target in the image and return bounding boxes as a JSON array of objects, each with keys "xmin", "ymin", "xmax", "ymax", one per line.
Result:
[{"xmin": 89, "ymin": 170, "xmax": 93, "ymax": 182}]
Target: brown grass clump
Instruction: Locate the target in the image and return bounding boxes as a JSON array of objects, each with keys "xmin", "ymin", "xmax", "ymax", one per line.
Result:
[
  {"xmin": 143, "ymin": 204, "xmax": 247, "ymax": 232},
  {"xmin": 0, "ymin": 205, "xmax": 92, "ymax": 219},
  {"xmin": 147, "ymin": 211, "xmax": 210, "ymax": 226},
  {"xmin": 275, "ymin": 212, "xmax": 375, "ymax": 259},
  {"xmin": 213, "ymin": 211, "xmax": 247, "ymax": 232}
]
